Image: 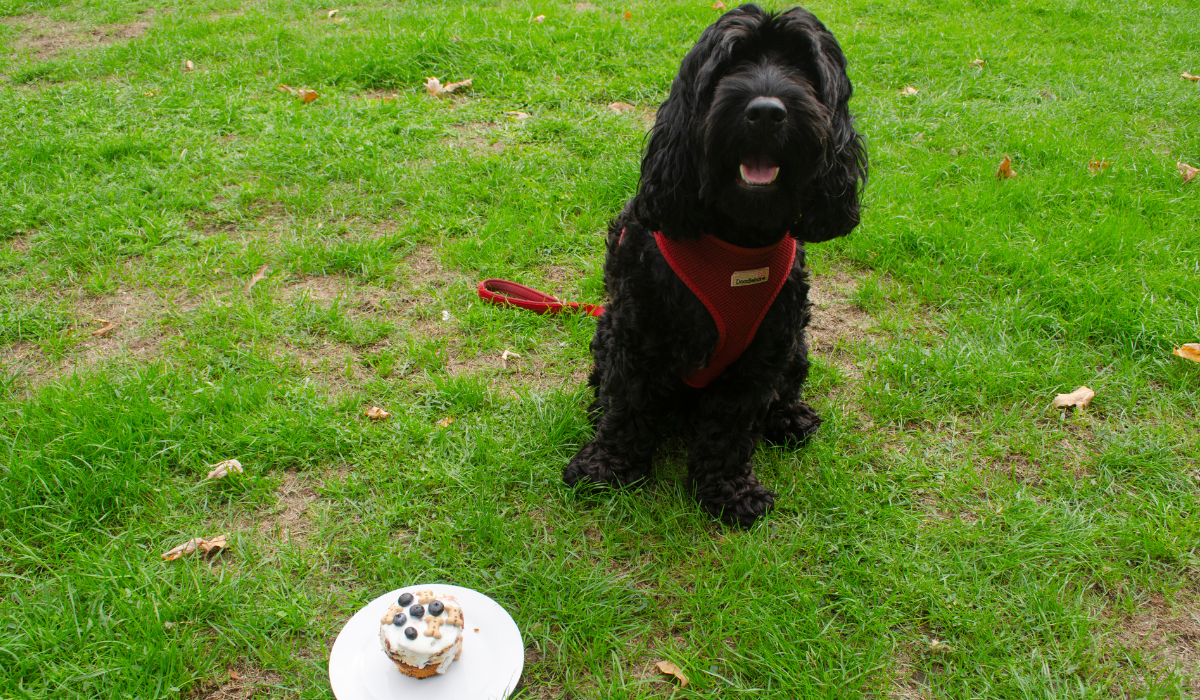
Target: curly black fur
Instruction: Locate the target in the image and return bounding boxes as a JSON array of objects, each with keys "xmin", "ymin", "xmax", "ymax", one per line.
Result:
[{"xmin": 564, "ymin": 4, "xmax": 866, "ymax": 527}]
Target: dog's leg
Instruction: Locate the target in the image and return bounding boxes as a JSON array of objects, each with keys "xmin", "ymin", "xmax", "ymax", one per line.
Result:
[
  {"xmin": 564, "ymin": 339, "xmax": 663, "ymax": 487},
  {"xmin": 563, "ymin": 392, "xmax": 661, "ymax": 487},
  {"xmin": 685, "ymin": 396, "xmax": 775, "ymax": 527},
  {"xmin": 762, "ymin": 400, "xmax": 822, "ymax": 446},
  {"xmin": 762, "ymin": 343, "xmax": 822, "ymax": 446}
]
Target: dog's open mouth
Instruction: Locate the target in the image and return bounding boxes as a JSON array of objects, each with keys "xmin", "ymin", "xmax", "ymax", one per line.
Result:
[{"xmin": 738, "ymin": 155, "xmax": 780, "ymax": 187}]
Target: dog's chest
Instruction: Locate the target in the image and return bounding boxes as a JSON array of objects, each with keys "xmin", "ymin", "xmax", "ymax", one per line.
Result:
[{"xmin": 653, "ymin": 233, "xmax": 797, "ymax": 387}]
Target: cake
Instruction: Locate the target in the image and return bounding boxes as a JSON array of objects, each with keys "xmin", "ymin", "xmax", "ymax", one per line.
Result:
[{"xmin": 378, "ymin": 589, "xmax": 465, "ymax": 678}]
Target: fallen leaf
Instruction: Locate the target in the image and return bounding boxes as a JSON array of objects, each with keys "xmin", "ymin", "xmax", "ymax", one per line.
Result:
[
  {"xmin": 507, "ymin": 111, "xmax": 531, "ymax": 121},
  {"xmin": 206, "ymin": 459, "xmax": 244, "ymax": 479},
  {"xmin": 162, "ymin": 539, "xmax": 199, "ymax": 560},
  {"xmin": 607, "ymin": 101, "xmax": 635, "ymax": 113},
  {"xmin": 277, "ymin": 83, "xmax": 294, "ymax": 92},
  {"xmin": 424, "ymin": 76, "xmax": 473, "ymax": 97},
  {"xmin": 229, "ymin": 669, "xmax": 243, "ymax": 681},
  {"xmin": 91, "ymin": 319, "xmax": 116, "ymax": 337},
  {"xmin": 327, "ymin": 9, "xmax": 338, "ymax": 18},
  {"xmin": 929, "ymin": 638, "xmax": 952, "ymax": 654},
  {"xmin": 996, "ymin": 155, "xmax": 1016, "ymax": 180},
  {"xmin": 198, "ymin": 535, "xmax": 228, "ymax": 554},
  {"xmin": 297, "ymin": 88, "xmax": 319, "ymax": 103},
  {"xmin": 713, "ymin": 1, "xmax": 726, "ymax": 9},
  {"xmin": 144, "ymin": 90, "xmax": 158, "ymax": 97},
  {"xmin": 969, "ymin": 58, "xmax": 985, "ymax": 67},
  {"xmin": 1087, "ymin": 160, "xmax": 1110, "ymax": 173},
  {"xmin": 184, "ymin": 59, "xmax": 195, "ymax": 72},
  {"xmin": 1173, "ymin": 343, "xmax": 1200, "ymax": 363},
  {"xmin": 1182, "ymin": 72, "xmax": 1200, "ymax": 82},
  {"xmin": 533, "ymin": 14, "xmax": 546, "ymax": 22},
  {"xmin": 1052, "ymin": 386, "xmax": 1095, "ymax": 409},
  {"xmin": 899, "ymin": 85, "xmax": 919, "ymax": 96},
  {"xmin": 655, "ymin": 661, "xmax": 689, "ymax": 688},
  {"xmin": 365, "ymin": 406, "xmax": 392, "ymax": 420},
  {"xmin": 437, "ymin": 416, "xmax": 455, "ymax": 428},
  {"xmin": 1179, "ymin": 162, "xmax": 1199, "ymax": 184},
  {"xmin": 244, "ymin": 263, "xmax": 269, "ymax": 293},
  {"xmin": 624, "ymin": 10, "xmax": 632, "ymax": 19},
  {"xmin": 501, "ymin": 349, "xmax": 521, "ymax": 368}
]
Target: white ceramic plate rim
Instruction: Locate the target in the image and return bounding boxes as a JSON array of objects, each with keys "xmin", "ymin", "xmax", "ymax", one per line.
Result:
[{"xmin": 329, "ymin": 584, "xmax": 523, "ymax": 700}]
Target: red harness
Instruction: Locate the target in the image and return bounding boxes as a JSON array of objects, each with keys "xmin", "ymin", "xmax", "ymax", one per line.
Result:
[
  {"xmin": 654, "ymin": 232, "xmax": 796, "ymax": 387},
  {"xmin": 477, "ymin": 230, "xmax": 796, "ymax": 387}
]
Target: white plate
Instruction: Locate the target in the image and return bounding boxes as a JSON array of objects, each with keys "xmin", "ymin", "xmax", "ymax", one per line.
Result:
[{"xmin": 329, "ymin": 585, "xmax": 524, "ymax": 700}]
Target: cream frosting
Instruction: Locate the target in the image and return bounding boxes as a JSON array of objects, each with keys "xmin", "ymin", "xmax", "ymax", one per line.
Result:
[{"xmin": 378, "ymin": 591, "xmax": 464, "ymax": 673}]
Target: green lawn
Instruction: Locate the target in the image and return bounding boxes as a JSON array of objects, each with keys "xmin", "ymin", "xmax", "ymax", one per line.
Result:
[{"xmin": 2, "ymin": 0, "xmax": 1199, "ymax": 698}]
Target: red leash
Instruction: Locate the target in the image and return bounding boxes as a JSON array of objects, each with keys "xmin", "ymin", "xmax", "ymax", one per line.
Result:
[{"xmin": 477, "ymin": 279, "xmax": 604, "ymax": 317}]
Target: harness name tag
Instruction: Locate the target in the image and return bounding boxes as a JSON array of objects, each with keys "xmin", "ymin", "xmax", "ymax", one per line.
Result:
[{"xmin": 730, "ymin": 267, "xmax": 770, "ymax": 287}]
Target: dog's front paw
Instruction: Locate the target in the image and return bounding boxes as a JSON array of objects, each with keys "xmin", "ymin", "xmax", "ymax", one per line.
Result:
[
  {"xmin": 563, "ymin": 441, "xmax": 646, "ymax": 487},
  {"xmin": 695, "ymin": 473, "xmax": 776, "ymax": 528},
  {"xmin": 763, "ymin": 401, "xmax": 822, "ymax": 446}
]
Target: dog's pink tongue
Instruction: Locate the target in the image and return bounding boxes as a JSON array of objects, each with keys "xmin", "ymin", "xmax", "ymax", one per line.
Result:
[{"xmin": 739, "ymin": 156, "xmax": 780, "ymax": 185}]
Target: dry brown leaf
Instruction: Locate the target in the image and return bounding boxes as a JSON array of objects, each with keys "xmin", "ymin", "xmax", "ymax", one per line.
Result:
[
  {"xmin": 424, "ymin": 76, "xmax": 473, "ymax": 97},
  {"xmin": 327, "ymin": 9, "xmax": 338, "ymax": 18},
  {"xmin": 1182, "ymin": 72, "xmax": 1200, "ymax": 82},
  {"xmin": 184, "ymin": 59, "xmax": 195, "ymax": 72},
  {"xmin": 713, "ymin": 1, "xmax": 726, "ymax": 9},
  {"xmin": 969, "ymin": 58, "xmax": 985, "ymax": 67},
  {"xmin": 198, "ymin": 535, "xmax": 228, "ymax": 554},
  {"xmin": 607, "ymin": 101, "xmax": 635, "ymax": 113},
  {"xmin": 365, "ymin": 406, "xmax": 392, "ymax": 420},
  {"xmin": 1087, "ymin": 160, "xmax": 1110, "ymax": 173},
  {"xmin": 500, "ymin": 349, "xmax": 521, "ymax": 368},
  {"xmin": 229, "ymin": 669, "xmax": 243, "ymax": 680},
  {"xmin": 533, "ymin": 14, "xmax": 546, "ymax": 22},
  {"xmin": 996, "ymin": 155, "xmax": 1016, "ymax": 180},
  {"xmin": 1052, "ymin": 386, "xmax": 1095, "ymax": 409},
  {"xmin": 277, "ymin": 83, "xmax": 294, "ymax": 92},
  {"xmin": 163, "ymin": 535, "xmax": 229, "ymax": 560},
  {"xmin": 624, "ymin": 10, "xmax": 632, "ymax": 19},
  {"xmin": 91, "ymin": 319, "xmax": 116, "ymax": 337},
  {"xmin": 899, "ymin": 85, "xmax": 919, "ymax": 96},
  {"xmin": 507, "ymin": 111, "xmax": 531, "ymax": 121},
  {"xmin": 1173, "ymin": 343, "xmax": 1200, "ymax": 363},
  {"xmin": 655, "ymin": 661, "xmax": 689, "ymax": 688},
  {"xmin": 297, "ymin": 88, "xmax": 319, "ymax": 103},
  {"xmin": 162, "ymin": 539, "xmax": 199, "ymax": 560},
  {"xmin": 1179, "ymin": 162, "xmax": 1199, "ymax": 184},
  {"xmin": 206, "ymin": 459, "xmax": 244, "ymax": 480},
  {"xmin": 437, "ymin": 416, "xmax": 455, "ymax": 428},
  {"xmin": 244, "ymin": 263, "xmax": 269, "ymax": 293}
]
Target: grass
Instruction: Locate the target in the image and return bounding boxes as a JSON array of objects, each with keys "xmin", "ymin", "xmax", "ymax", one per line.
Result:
[{"xmin": 1, "ymin": 0, "xmax": 1199, "ymax": 698}]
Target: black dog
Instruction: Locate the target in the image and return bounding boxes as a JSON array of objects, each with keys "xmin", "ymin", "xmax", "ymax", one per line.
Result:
[{"xmin": 563, "ymin": 4, "xmax": 866, "ymax": 526}]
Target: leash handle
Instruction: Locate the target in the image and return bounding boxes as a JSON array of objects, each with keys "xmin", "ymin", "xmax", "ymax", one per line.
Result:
[{"xmin": 477, "ymin": 279, "xmax": 604, "ymax": 317}]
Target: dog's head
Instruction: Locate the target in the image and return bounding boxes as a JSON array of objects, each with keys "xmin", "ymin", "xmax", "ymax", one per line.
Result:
[{"xmin": 635, "ymin": 4, "xmax": 867, "ymax": 247}]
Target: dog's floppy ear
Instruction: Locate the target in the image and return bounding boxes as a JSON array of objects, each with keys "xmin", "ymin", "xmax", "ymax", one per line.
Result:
[
  {"xmin": 635, "ymin": 5, "xmax": 765, "ymax": 239},
  {"xmin": 778, "ymin": 8, "xmax": 867, "ymax": 243}
]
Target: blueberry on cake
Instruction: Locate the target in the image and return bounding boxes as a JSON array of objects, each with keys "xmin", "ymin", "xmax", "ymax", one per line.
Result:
[{"xmin": 378, "ymin": 589, "xmax": 465, "ymax": 678}]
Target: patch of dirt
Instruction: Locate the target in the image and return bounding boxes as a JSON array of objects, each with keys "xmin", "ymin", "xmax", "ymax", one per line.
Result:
[
  {"xmin": 256, "ymin": 470, "xmax": 319, "ymax": 547},
  {"xmin": 2, "ymin": 13, "xmax": 153, "ymax": 62},
  {"xmin": 888, "ymin": 648, "xmax": 939, "ymax": 700},
  {"xmin": 1112, "ymin": 591, "xmax": 1200, "ymax": 693},
  {"xmin": 807, "ymin": 268, "xmax": 875, "ymax": 378},
  {"xmin": 1, "ymin": 287, "xmax": 177, "ymax": 392},
  {"xmin": 445, "ymin": 122, "xmax": 505, "ymax": 154},
  {"xmin": 189, "ymin": 664, "xmax": 282, "ymax": 700}
]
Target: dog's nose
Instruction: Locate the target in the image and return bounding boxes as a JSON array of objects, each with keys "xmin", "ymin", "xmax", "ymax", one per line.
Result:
[{"xmin": 745, "ymin": 96, "xmax": 787, "ymax": 126}]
